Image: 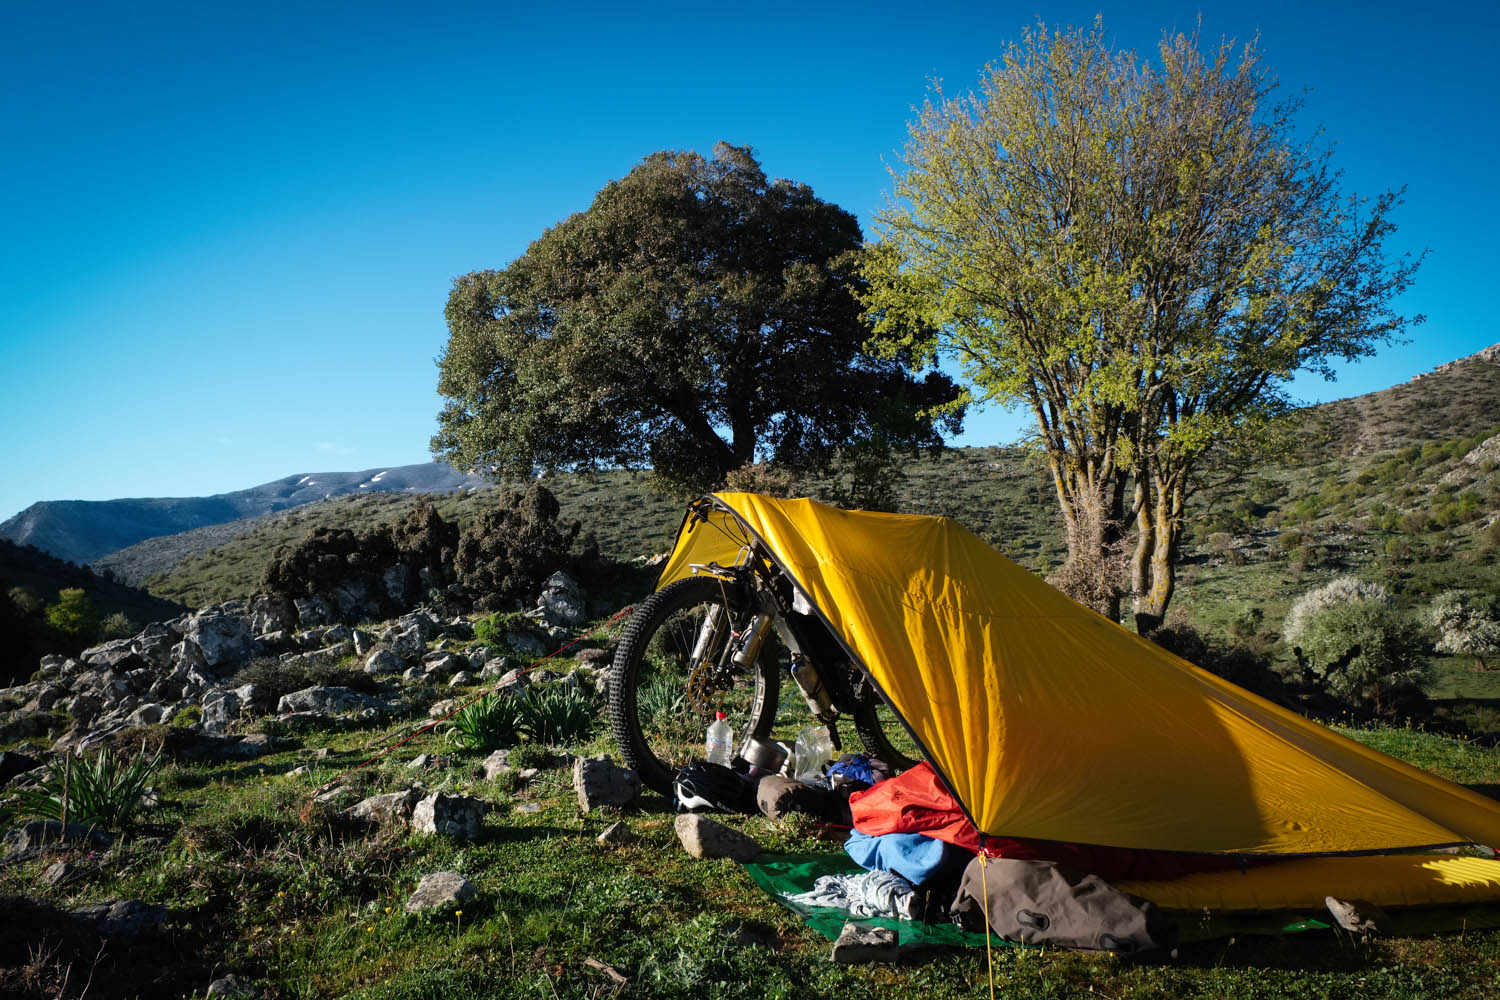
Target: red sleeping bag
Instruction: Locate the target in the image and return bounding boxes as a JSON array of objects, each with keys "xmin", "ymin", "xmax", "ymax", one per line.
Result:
[{"xmin": 848, "ymin": 762, "xmax": 1248, "ymax": 883}]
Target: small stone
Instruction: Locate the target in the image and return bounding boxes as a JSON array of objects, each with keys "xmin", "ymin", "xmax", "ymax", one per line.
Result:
[
  {"xmin": 448, "ymin": 671, "xmax": 475, "ymax": 687},
  {"xmin": 831, "ymin": 922, "xmax": 899, "ymax": 964},
  {"xmin": 40, "ymin": 860, "xmax": 84, "ymax": 888},
  {"xmin": 404, "ymin": 871, "xmax": 478, "ymax": 914},
  {"xmin": 205, "ymin": 973, "xmax": 259, "ymax": 998},
  {"xmin": 573, "ymin": 756, "xmax": 642, "ymax": 813},
  {"xmin": 4, "ymin": 820, "xmax": 113, "ymax": 857},
  {"xmin": 481, "ymin": 750, "xmax": 510, "ymax": 780},
  {"xmin": 514, "ymin": 801, "xmax": 543, "ymax": 815},
  {"xmin": 408, "ymin": 753, "xmax": 441, "ymax": 770},
  {"xmin": 411, "ymin": 793, "xmax": 485, "ymax": 840},
  {"xmin": 428, "ymin": 698, "xmax": 457, "ymax": 718},
  {"xmin": 596, "ymin": 821, "xmax": 633, "ymax": 847},
  {"xmin": 518, "ymin": 767, "xmax": 540, "ymax": 780},
  {"xmin": 673, "ymin": 814, "xmax": 760, "ymax": 862},
  {"xmin": 287, "ymin": 765, "xmax": 314, "ymax": 776},
  {"xmin": 348, "ymin": 787, "xmax": 424, "ymax": 827}
]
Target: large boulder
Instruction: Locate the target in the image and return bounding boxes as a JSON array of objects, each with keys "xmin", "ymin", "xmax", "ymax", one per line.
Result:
[
  {"xmin": 182, "ymin": 609, "xmax": 253, "ymax": 671},
  {"xmin": 536, "ymin": 571, "xmax": 586, "ymax": 626},
  {"xmin": 364, "ymin": 649, "xmax": 403, "ymax": 676}
]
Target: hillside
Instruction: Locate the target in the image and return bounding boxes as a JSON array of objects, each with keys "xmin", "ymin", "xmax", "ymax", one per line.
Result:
[
  {"xmin": 1, "ymin": 462, "xmax": 488, "ymax": 565},
  {"xmin": 0, "ymin": 538, "xmax": 185, "ymax": 682}
]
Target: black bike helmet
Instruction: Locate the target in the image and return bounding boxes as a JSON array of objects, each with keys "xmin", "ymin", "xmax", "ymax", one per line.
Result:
[{"xmin": 673, "ymin": 761, "xmax": 759, "ymax": 814}]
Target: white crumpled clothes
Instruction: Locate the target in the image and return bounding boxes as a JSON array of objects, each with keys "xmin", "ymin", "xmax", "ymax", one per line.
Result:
[{"xmin": 785, "ymin": 870, "xmax": 920, "ymax": 921}]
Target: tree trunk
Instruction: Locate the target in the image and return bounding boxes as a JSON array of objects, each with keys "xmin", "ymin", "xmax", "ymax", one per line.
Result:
[{"xmin": 1132, "ymin": 476, "xmax": 1183, "ymax": 635}]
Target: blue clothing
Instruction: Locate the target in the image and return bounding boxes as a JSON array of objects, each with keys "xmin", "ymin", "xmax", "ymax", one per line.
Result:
[{"xmin": 845, "ymin": 830, "xmax": 962, "ymax": 886}]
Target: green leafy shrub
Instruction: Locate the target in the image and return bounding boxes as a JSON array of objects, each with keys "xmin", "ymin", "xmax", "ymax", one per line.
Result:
[
  {"xmin": 99, "ymin": 611, "xmax": 135, "ymax": 640},
  {"xmin": 471, "ymin": 611, "xmax": 535, "ymax": 648},
  {"xmin": 455, "ymin": 484, "xmax": 580, "ymax": 611},
  {"xmin": 445, "ymin": 692, "xmax": 527, "ymax": 751},
  {"xmin": 517, "ymin": 684, "xmax": 596, "ymax": 745},
  {"xmin": 6, "ymin": 745, "xmax": 162, "ymax": 830},
  {"xmin": 45, "ymin": 588, "xmax": 102, "ymax": 644}
]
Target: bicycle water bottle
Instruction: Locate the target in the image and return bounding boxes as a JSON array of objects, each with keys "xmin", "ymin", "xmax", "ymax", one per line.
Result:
[{"xmin": 706, "ymin": 712, "xmax": 734, "ymax": 766}]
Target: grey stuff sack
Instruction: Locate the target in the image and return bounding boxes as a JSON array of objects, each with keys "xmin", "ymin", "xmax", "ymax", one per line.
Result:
[{"xmin": 950, "ymin": 856, "xmax": 1177, "ymax": 956}]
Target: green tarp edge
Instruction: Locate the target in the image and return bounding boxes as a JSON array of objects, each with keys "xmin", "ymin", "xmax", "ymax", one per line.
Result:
[{"xmin": 744, "ymin": 853, "xmax": 1500, "ymax": 947}]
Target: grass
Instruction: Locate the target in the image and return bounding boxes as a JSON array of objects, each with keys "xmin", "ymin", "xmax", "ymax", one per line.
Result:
[{"xmin": 9, "ymin": 690, "xmax": 1500, "ymax": 998}]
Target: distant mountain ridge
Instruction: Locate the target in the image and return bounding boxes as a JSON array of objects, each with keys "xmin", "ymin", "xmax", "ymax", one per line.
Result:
[{"xmin": 0, "ymin": 463, "xmax": 488, "ymax": 565}]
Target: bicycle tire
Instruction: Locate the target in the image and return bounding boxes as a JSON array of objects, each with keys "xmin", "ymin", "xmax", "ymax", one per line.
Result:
[
  {"xmin": 608, "ymin": 575, "xmax": 781, "ymax": 795},
  {"xmin": 850, "ymin": 680, "xmax": 920, "ymax": 773}
]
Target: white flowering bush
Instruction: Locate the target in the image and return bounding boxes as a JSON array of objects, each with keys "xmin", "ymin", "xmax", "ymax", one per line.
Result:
[
  {"xmin": 1283, "ymin": 576, "xmax": 1428, "ymax": 710},
  {"xmin": 1429, "ymin": 590, "xmax": 1500, "ymax": 670}
]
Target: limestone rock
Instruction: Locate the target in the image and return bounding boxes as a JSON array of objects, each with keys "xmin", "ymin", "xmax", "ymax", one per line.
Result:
[
  {"xmin": 404, "ymin": 871, "xmax": 478, "ymax": 913},
  {"xmin": 364, "ymin": 649, "xmax": 403, "ymax": 676},
  {"xmin": 200, "ymin": 692, "xmax": 242, "ymax": 734},
  {"xmin": 448, "ymin": 671, "xmax": 476, "ymax": 687},
  {"xmin": 831, "ymin": 922, "xmax": 899, "ymax": 963},
  {"xmin": 183, "ymin": 609, "xmax": 253, "ymax": 670},
  {"xmin": 205, "ymin": 973, "xmax": 260, "ymax": 998},
  {"xmin": 481, "ymin": 749, "xmax": 510, "ymax": 780},
  {"xmin": 70, "ymin": 898, "xmax": 169, "ymax": 937},
  {"xmin": 412, "ymin": 793, "xmax": 485, "ymax": 840},
  {"xmin": 536, "ymin": 571, "xmax": 586, "ymax": 626},
  {"xmin": 674, "ymin": 814, "xmax": 760, "ymax": 862},
  {"xmin": 2, "ymin": 820, "xmax": 112, "ymax": 858},
  {"xmin": 41, "ymin": 860, "xmax": 85, "ymax": 888},
  {"xmin": 348, "ymin": 787, "xmax": 423, "ymax": 827},
  {"xmin": 596, "ymin": 821, "xmax": 634, "ymax": 847},
  {"xmin": 573, "ymin": 756, "xmax": 641, "ymax": 813},
  {"xmin": 276, "ymin": 686, "xmax": 386, "ymax": 716}
]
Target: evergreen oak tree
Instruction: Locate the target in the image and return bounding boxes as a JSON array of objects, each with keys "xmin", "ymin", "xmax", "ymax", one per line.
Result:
[
  {"xmin": 862, "ymin": 21, "xmax": 1421, "ymax": 627},
  {"xmin": 435, "ymin": 142, "xmax": 960, "ymax": 497}
]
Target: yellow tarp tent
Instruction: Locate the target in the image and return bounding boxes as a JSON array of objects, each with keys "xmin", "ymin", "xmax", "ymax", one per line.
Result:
[{"xmin": 658, "ymin": 494, "xmax": 1500, "ymax": 870}]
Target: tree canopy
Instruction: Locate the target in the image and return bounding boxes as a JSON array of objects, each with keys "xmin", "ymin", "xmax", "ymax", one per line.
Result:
[
  {"xmin": 434, "ymin": 142, "xmax": 960, "ymax": 496},
  {"xmin": 862, "ymin": 21, "xmax": 1421, "ymax": 627}
]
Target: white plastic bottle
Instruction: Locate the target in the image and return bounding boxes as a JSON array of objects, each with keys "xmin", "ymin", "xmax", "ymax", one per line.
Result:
[{"xmin": 705, "ymin": 712, "xmax": 734, "ymax": 766}]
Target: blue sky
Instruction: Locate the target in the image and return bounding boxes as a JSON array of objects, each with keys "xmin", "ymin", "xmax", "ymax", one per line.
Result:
[{"xmin": 2, "ymin": 1, "xmax": 1496, "ymax": 523}]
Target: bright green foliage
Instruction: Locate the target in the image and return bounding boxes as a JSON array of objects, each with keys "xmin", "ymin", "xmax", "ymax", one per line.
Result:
[
  {"xmin": 445, "ymin": 692, "xmax": 528, "ymax": 751},
  {"xmin": 434, "ymin": 142, "xmax": 961, "ymax": 497},
  {"xmin": 471, "ymin": 610, "xmax": 534, "ymax": 647},
  {"xmin": 517, "ymin": 684, "xmax": 596, "ymax": 745},
  {"xmin": 6, "ymin": 744, "xmax": 162, "ymax": 830},
  {"xmin": 1429, "ymin": 590, "xmax": 1500, "ymax": 670},
  {"xmin": 45, "ymin": 587, "xmax": 102, "ymax": 643},
  {"xmin": 863, "ymin": 19, "xmax": 1420, "ymax": 627}
]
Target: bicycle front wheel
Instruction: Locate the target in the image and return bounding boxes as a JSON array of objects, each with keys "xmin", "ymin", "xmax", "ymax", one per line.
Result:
[{"xmin": 608, "ymin": 575, "xmax": 782, "ymax": 795}]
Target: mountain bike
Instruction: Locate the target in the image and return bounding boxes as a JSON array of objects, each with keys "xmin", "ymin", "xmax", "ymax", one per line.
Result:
[{"xmin": 607, "ymin": 507, "xmax": 918, "ymax": 795}]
